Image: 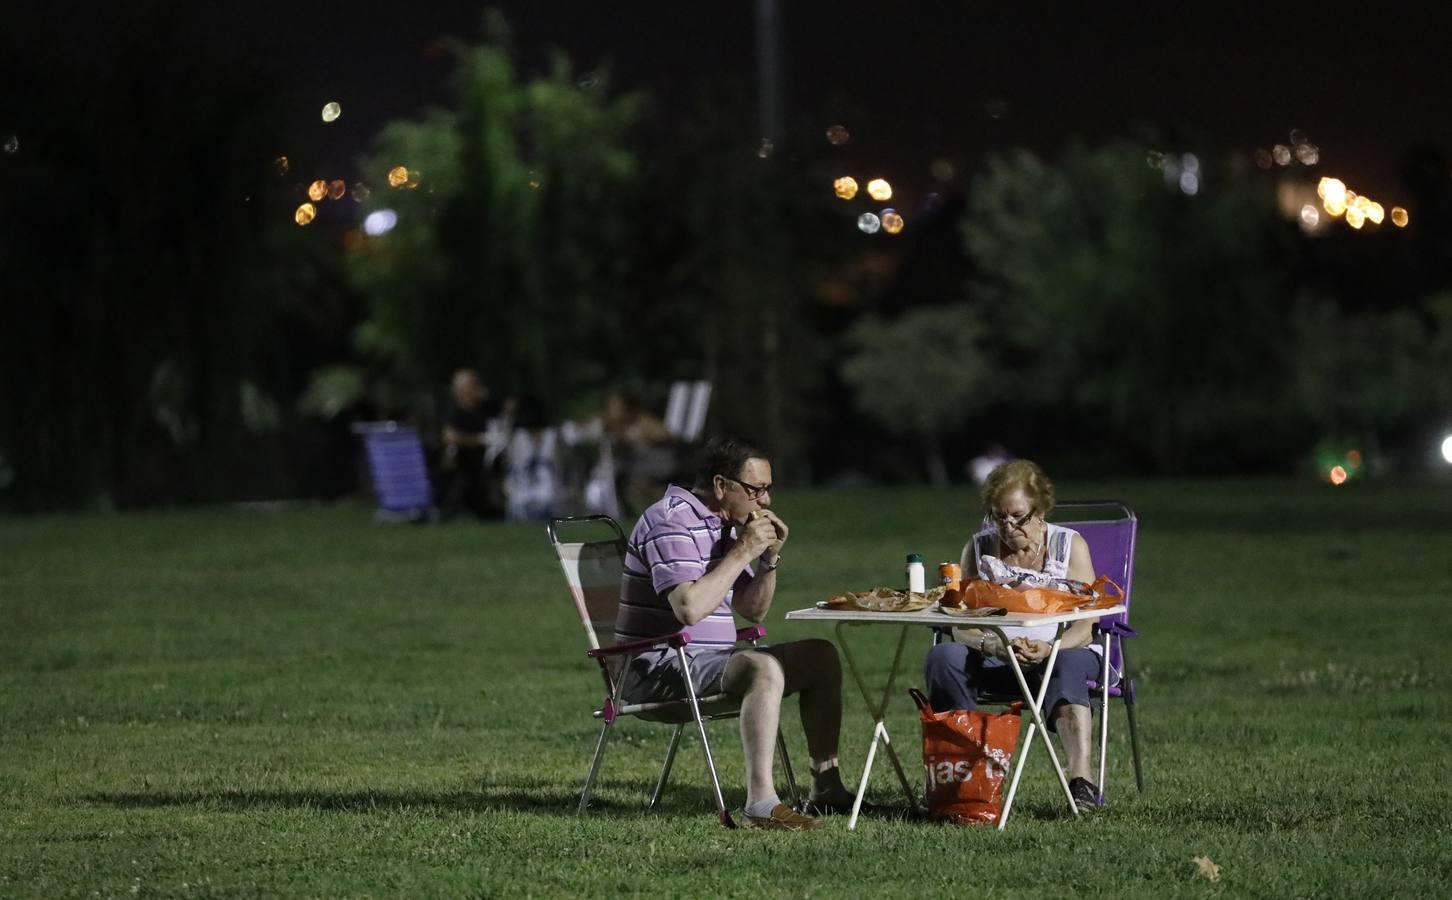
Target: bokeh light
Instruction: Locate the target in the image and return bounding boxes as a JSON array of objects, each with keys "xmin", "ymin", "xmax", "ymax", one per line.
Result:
[
  {"xmin": 1254, "ymin": 148, "xmax": 1272, "ymax": 170},
  {"xmin": 866, "ymin": 178, "xmax": 892, "ymax": 201},
  {"xmin": 321, "ymin": 102, "xmax": 341, "ymax": 123},
  {"xmin": 387, "ymin": 166, "xmax": 408, "ymax": 188},
  {"xmin": 757, "ymin": 138, "xmax": 775, "ymax": 159},
  {"xmin": 1299, "ymin": 204, "xmax": 1320, "ymax": 229},
  {"xmin": 833, "ymin": 176, "xmax": 859, "ymax": 200},
  {"xmin": 294, "ymin": 203, "xmax": 317, "ymax": 226},
  {"xmin": 1179, "ymin": 172, "xmax": 1199, "ymax": 195},
  {"xmin": 1294, "ymin": 143, "xmax": 1319, "ymax": 166},
  {"xmin": 1366, "ymin": 201, "xmax": 1385, "ymax": 225},
  {"xmin": 363, "ymin": 209, "xmax": 398, "ymax": 236},
  {"xmin": 405, "ymin": 170, "xmax": 421, "ymax": 189},
  {"xmin": 307, "ymin": 180, "xmax": 328, "ymax": 202},
  {"xmin": 881, "ymin": 209, "xmax": 904, "ymax": 234},
  {"xmin": 273, "ymin": 156, "xmax": 289, "ymax": 175},
  {"xmin": 1391, "ymin": 206, "xmax": 1409, "ymax": 227},
  {"xmin": 328, "ymin": 179, "xmax": 347, "ymax": 201},
  {"xmin": 1345, "ymin": 206, "xmax": 1365, "ymax": 229},
  {"xmin": 3, "ymin": 133, "xmax": 19, "ymax": 155},
  {"xmin": 1346, "ymin": 449, "xmax": 1363, "ymax": 468},
  {"xmin": 1328, "ymin": 465, "xmax": 1348, "ymax": 486},
  {"xmin": 825, "ymin": 125, "xmax": 850, "ymax": 145},
  {"xmin": 1272, "ymin": 144, "xmax": 1292, "ymax": 166},
  {"xmin": 857, "ymin": 212, "xmax": 881, "ymax": 234},
  {"xmin": 1441, "ymin": 434, "xmax": 1452, "ymax": 465}
]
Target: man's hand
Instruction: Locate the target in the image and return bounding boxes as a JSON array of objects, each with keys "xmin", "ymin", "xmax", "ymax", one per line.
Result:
[
  {"xmin": 754, "ymin": 509, "xmax": 789, "ymax": 559},
  {"xmin": 738, "ymin": 513, "xmax": 778, "ymax": 559},
  {"xmin": 1011, "ymin": 638, "xmax": 1052, "ymax": 665}
]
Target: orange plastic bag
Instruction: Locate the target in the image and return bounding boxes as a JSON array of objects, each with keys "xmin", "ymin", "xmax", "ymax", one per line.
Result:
[
  {"xmin": 912, "ymin": 688, "xmax": 1021, "ymax": 825},
  {"xmin": 958, "ymin": 574, "xmax": 1123, "ymax": 615}
]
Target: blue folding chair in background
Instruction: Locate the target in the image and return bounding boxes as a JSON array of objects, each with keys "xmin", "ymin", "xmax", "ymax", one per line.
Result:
[{"xmin": 352, "ymin": 421, "xmax": 435, "ymax": 522}]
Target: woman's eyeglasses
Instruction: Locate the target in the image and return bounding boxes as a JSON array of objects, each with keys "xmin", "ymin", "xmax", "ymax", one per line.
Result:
[{"xmin": 990, "ymin": 509, "xmax": 1037, "ymax": 530}]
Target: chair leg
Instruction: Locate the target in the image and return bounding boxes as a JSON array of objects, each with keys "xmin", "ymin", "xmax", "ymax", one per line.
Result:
[
  {"xmin": 776, "ymin": 731, "xmax": 801, "ymax": 809},
  {"xmin": 649, "ymin": 724, "xmax": 685, "ymax": 810},
  {"xmin": 1119, "ymin": 642, "xmax": 1146, "ymax": 793},
  {"xmin": 678, "ymin": 646, "xmax": 735, "ymax": 828},
  {"xmin": 578, "ymin": 720, "xmax": 614, "ymax": 815}
]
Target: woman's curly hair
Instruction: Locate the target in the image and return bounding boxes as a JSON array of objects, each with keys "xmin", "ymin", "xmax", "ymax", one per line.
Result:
[{"xmin": 979, "ymin": 459, "xmax": 1055, "ymax": 517}]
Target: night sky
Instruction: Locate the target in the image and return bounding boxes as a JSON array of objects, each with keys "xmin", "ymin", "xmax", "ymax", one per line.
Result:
[{"xmin": 9, "ymin": 2, "xmax": 1446, "ymax": 205}]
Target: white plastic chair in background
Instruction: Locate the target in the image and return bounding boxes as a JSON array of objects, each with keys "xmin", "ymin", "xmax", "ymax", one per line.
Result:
[{"xmin": 663, "ymin": 381, "xmax": 712, "ymax": 443}]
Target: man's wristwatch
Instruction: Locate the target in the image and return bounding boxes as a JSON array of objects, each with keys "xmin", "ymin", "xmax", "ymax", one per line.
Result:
[{"xmin": 760, "ymin": 554, "xmax": 781, "ymax": 571}]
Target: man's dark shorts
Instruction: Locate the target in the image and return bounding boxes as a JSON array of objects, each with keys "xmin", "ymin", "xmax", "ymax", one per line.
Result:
[{"xmin": 619, "ymin": 646, "xmax": 739, "ymax": 704}]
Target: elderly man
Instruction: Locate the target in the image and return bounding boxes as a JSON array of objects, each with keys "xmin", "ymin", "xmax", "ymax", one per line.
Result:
[{"xmin": 615, "ymin": 437, "xmax": 858, "ymax": 830}]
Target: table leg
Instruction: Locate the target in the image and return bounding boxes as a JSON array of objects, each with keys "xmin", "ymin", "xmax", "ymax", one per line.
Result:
[
  {"xmin": 834, "ymin": 622, "xmax": 918, "ymax": 830},
  {"xmin": 992, "ymin": 624, "xmax": 1079, "ymax": 829}
]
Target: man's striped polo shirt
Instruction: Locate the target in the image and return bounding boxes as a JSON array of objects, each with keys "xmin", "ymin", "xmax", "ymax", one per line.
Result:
[{"xmin": 615, "ymin": 485, "xmax": 750, "ymax": 649}]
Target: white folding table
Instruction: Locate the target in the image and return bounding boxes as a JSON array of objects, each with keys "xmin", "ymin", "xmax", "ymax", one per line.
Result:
[{"xmin": 782, "ymin": 603, "xmax": 1125, "ymax": 829}]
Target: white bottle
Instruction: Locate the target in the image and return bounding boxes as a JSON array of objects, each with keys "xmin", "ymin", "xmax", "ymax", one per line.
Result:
[{"xmin": 906, "ymin": 554, "xmax": 925, "ymax": 594}]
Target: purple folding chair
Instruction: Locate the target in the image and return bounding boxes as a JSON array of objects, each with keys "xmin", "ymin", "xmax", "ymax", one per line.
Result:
[
  {"xmin": 1051, "ymin": 500, "xmax": 1145, "ymax": 800},
  {"xmin": 547, "ymin": 515, "xmax": 799, "ymax": 828}
]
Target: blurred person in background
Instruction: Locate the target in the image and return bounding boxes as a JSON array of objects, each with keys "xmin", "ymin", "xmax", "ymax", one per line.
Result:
[
  {"xmin": 439, "ymin": 368, "xmax": 509, "ymax": 520},
  {"xmin": 602, "ymin": 388, "xmax": 674, "ymax": 516}
]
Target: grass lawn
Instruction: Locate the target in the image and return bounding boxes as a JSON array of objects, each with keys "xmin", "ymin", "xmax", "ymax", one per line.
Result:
[{"xmin": 3, "ymin": 479, "xmax": 1450, "ymax": 898}]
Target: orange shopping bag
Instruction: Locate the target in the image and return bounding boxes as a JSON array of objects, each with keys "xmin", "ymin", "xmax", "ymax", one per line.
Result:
[{"xmin": 911, "ymin": 688, "xmax": 1021, "ymax": 825}]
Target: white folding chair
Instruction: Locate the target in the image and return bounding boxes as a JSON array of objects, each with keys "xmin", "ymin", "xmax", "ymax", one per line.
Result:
[{"xmin": 547, "ymin": 514, "xmax": 799, "ymax": 828}]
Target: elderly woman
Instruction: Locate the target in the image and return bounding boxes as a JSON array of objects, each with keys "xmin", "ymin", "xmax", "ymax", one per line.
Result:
[{"xmin": 922, "ymin": 459, "xmax": 1102, "ymax": 812}]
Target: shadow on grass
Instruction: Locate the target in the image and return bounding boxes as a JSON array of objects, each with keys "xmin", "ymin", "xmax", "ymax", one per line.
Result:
[
  {"xmin": 81, "ymin": 775, "xmax": 734, "ymax": 819},
  {"xmin": 81, "ymin": 777, "xmax": 938, "ymax": 826}
]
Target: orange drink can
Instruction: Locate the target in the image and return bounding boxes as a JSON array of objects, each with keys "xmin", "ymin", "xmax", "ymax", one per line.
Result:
[{"xmin": 938, "ymin": 562, "xmax": 962, "ymax": 591}]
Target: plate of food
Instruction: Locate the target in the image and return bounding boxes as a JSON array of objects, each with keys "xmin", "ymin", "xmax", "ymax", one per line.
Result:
[{"xmin": 819, "ymin": 585, "xmax": 947, "ymax": 612}]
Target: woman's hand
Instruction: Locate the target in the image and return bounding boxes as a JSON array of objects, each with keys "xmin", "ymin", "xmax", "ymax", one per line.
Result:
[
  {"xmin": 978, "ymin": 632, "xmax": 1010, "ymax": 660},
  {"xmin": 1011, "ymin": 638, "xmax": 1052, "ymax": 665}
]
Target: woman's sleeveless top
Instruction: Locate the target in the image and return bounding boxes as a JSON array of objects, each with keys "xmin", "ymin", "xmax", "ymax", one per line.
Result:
[{"xmin": 964, "ymin": 522, "xmax": 1099, "ymax": 651}]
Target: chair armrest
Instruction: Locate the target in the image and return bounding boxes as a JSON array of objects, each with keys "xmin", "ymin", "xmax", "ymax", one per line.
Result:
[
  {"xmin": 587, "ymin": 631, "xmax": 691, "ymax": 659},
  {"xmin": 1097, "ymin": 622, "xmax": 1139, "ymax": 639},
  {"xmin": 736, "ymin": 625, "xmax": 767, "ymax": 642}
]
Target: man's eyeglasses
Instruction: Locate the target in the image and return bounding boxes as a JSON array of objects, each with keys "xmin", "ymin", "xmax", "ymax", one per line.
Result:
[
  {"xmin": 722, "ymin": 475, "xmax": 772, "ymax": 500},
  {"xmin": 990, "ymin": 509, "xmax": 1037, "ymax": 530}
]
